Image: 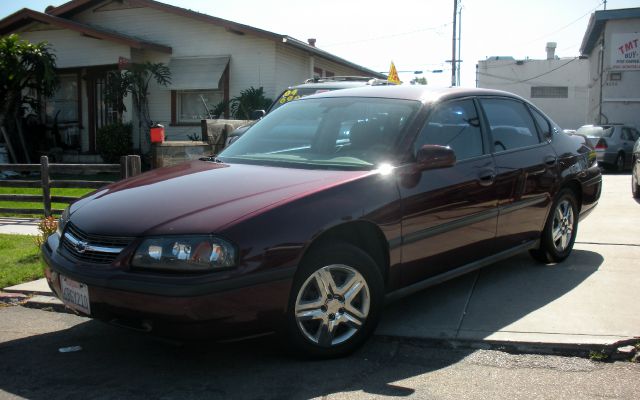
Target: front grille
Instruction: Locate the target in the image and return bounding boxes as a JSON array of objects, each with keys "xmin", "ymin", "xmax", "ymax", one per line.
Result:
[{"xmin": 61, "ymin": 223, "xmax": 134, "ymax": 264}]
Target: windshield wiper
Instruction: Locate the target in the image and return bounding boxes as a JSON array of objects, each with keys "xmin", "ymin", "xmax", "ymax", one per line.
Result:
[{"xmin": 199, "ymin": 155, "xmax": 225, "ymax": 163}]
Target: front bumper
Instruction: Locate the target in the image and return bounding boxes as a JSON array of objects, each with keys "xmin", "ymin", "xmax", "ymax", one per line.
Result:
[{"xmin": 42, "ymin": 233, "xmax": 295, "ymax": 339}]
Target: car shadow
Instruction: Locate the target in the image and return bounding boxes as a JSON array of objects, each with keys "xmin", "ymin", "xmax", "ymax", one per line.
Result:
[
  {"xmin": 0, "ymin": 316, "xmax": 473, "ymax": 399},
  {"xmin": 379, "ymin": 249, "xmax": 604, "ymax": 341},
  {"xmin": 0, "ymin": 250, "xmax": 603, "ymax": 399}
]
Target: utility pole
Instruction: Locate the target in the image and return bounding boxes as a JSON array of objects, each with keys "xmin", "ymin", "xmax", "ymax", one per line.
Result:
[
  {"xmin": 457, "ymin": 5, "xmax": 462, "ymax": 86},
  {"xmin": 604, "ymin": 0, "xmax": 607, "ymax": 10},
  {"xmin": 451, "ymin": 0, "xmax": 458, "ymax": 86}
]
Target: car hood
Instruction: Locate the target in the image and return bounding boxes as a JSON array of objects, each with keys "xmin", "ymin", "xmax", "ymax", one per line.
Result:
[{"xmin": 69, "ymin": 161, "xmax": 371, "ymax": 237}]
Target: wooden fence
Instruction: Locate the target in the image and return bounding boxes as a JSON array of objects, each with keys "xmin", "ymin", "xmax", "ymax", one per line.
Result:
[{"xmin": 0, "ymin": 155, "xmax": 141, "ymax": 217}]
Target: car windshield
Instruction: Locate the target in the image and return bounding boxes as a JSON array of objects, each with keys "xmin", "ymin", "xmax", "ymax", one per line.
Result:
[
  {"xmin": 576, "ymin": 125, "xmax": 615, "ymax": 137},
  {"xmin": 219, "ymin": 97, "xmax": 421, "ymax": 170}
]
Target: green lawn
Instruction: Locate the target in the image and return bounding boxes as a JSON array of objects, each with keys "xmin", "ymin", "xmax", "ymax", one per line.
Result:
[
  {"xmin": 0, "ymin": 173, "xmax": 118, "ymax": 217},
  {"xmin": 0, "ymin": 234, "xmax": 43, "ymax": 289},
  {"xmin": 0, "ymin": 187, "xmax": 94, "ymax": 215}
]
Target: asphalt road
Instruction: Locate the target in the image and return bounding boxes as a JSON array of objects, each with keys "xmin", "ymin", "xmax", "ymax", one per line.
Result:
[{"xmin": 0, "ymin": 306, "xmax": 638, "ymax": 400}]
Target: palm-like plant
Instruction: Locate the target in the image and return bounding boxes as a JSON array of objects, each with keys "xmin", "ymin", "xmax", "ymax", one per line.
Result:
[
  {"xmin": 230, "ymin": 87, "xmax": 272, "ymax": 120},
  {"xmin": 105, "ymin": 62, "xmax": 171, "ymax": 150},
  {"xmin": 0, "ymin": 34, "xmax": 58, "ymax": 162}
]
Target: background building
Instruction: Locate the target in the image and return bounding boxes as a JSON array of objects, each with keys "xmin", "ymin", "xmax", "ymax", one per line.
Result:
[
  {"xmin": 476, "ymin": 44, "xmax": 590, "ymax": 130},
  {"xmin": 580, "ymin": 7, "xmax": 640, "ymax": 128}
]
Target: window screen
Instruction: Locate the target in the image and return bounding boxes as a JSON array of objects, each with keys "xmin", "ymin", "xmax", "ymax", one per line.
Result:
[{"xmin": 531, "ymin": 86, "xmax": 568, "ymax": 98}]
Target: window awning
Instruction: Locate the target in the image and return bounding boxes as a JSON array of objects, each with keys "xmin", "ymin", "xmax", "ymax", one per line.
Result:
[{"xmin": 167, "ymin": 56, "xmax": 229, "ymax": 90}]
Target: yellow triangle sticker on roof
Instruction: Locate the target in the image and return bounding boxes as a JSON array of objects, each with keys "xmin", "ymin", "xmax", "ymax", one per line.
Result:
[{"xmin": 388, "ymin": 61, "xmax": 401, "ymax": 85}]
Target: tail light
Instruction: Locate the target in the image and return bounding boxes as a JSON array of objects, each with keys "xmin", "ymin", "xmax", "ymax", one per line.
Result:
[{"xmin": 595, "ymin": 139, "xmax": 607, "ymax": 150}]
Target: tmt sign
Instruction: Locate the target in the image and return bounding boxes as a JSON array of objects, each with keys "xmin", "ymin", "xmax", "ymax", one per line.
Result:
[{"xmin": 612, "ymin": 34, "xmax": 640, "ymax": 70}]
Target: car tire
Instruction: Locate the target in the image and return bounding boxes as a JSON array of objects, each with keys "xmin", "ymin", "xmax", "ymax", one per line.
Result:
[
  {"xmin": 632, "ymin": 159, "xmax": 640, "ymax": 198},
  {"xmin": 615, "ymin": 153, "xmax": 625, "ymax": 172},
  {"xmin": 529, "ymin": 188, "xmax": 579, "ymax": 264},
  {"xmin": 285, "ymin": 241, "xmax": 384, "ymax": 359}
]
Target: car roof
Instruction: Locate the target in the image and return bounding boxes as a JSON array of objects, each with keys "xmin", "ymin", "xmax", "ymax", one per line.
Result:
[
  {"xmin": 305, "ymin": 85, "xmax": 526, "ymax": 104},
  {"xmin": 290, "ymin": 81, "xmax": 372, "ymax": 90}
]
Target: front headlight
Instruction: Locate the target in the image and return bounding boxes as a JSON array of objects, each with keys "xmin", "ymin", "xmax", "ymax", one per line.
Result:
[
  {"xmin": 131, "ymin": 236, "xmax": 237, "ymax": 272},
  {"xmin": 56, "ymin": 207, "xmax": 70, "ymax": 237}
]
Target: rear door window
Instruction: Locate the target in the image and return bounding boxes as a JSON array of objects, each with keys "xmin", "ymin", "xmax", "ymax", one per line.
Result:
[{"xmin": 480, "ymin": 98, "xmax": 541, "ymax": 152}]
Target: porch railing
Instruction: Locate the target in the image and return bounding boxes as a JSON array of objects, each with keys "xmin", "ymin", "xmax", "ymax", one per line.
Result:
[{"xmin": 0, "ymin": 155, "xmax": 142, "ymax": 217}]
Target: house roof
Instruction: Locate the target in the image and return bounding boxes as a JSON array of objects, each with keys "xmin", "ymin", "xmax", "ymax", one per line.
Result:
[
  {"xmin": 580, "ymin": 7, "xmax": 640, "ymax": 55},
  {"xmin": 0, "ymin": 8, "xmax": 172, "ymax": 53},
  {"xmin": 45, "ymin": 0, "xmax": 386, "ymax": 79}
]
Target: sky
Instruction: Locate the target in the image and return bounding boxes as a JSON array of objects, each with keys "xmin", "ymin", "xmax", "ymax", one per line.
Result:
[{"xmin": 2, "ymin": 0, "xmax": 639, "ymax": 87}]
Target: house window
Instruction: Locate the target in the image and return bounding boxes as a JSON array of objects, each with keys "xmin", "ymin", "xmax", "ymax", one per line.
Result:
[
  {"xmin": 177, "ymin": 90, "xmax": 224, "ymax": 123},
  {"xmin": 531, "ymin": 86, "xmax": 568, "ymax": 98},
  {"xmin": 313, "ymin": 67, "xmax": 323, "ymax": 79},
  {"xmin": 45, "ymin": 74, "xmax": 79, "ymax": 123},
  {"xmin": 325, "ymin": 71, "xmax": 335, "ymax": 78}
]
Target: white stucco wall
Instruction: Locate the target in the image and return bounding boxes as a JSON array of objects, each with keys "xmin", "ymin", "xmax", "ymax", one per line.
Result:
[
  {"xmin": 477, "ymin": 58, "xmax": 590, "ymax": 130},
  {"xmin": 18, "ymin": 27, "xmax": 131, "ymax": 68}
]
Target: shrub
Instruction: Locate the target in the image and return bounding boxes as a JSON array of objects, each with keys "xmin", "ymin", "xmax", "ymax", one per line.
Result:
[
  {"xmin": 33, "ymin": 216, "xmax": 57, "ymax": 249},
  {"xmin": 96, "ymin": 122, "xmax": 133, "ymax": 163}
]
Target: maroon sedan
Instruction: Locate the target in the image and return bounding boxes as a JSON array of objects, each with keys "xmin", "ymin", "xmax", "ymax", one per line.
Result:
[{"xmin": 42, "ymin": 86, "xmax": 601, "ymax": 358}]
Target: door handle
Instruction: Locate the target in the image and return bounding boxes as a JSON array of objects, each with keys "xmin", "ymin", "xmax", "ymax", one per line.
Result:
[
  {"xmin": 544, "ymin": 155, "xmax": 557, "ymax": 166},
  {"xmin": 478, "ymin": 170, "xmax": 496, "ymax": 187}
]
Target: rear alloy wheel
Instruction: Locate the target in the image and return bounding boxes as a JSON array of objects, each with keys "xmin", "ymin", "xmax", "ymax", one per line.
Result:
[
  {"xmin": 615, "ymin": 153, "xmax": 625, "ymax": 172},
  {"xmin": 530, "ymin": 189, "xmax": 579, "ymax": 263},
  {"xmin": 632, "ymin": 158, "xmax": 640, "ymax": 198},
  {"xmin": 286, "ymin": 242, "xmax": 383, "ymax": 358}
]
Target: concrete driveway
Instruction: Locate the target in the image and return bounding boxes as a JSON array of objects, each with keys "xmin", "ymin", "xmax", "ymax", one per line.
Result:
[{"xmin": 377, "ymin": 173, "xmax": 640, "ymax": 347}]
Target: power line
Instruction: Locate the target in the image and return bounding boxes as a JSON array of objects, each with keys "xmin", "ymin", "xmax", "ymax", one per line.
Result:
[
  {"xmin": 521, "ymin": 1, "xmax": 604, "ymax": 46},
  {"xmin": 477, "ymin": 57, "xmax": 579, "ymax": 84},
  {"xmin": 321, "ymin": 22, "xmax": 451, "ymax": 48}
]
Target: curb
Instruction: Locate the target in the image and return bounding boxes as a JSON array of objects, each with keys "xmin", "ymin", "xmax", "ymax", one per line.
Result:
[{"xmin": 374, "ymin": 334, "xmax": 640, "ymax": 361}]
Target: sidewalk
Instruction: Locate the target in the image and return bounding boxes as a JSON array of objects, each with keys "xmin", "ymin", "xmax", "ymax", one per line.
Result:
[
  {"xmin": 0, "ymin": 217, "xmax": 40, "ymax": 235},
  {"xmin": 377, "ymin": 174, "xmax": 640, "ymax": 349}
]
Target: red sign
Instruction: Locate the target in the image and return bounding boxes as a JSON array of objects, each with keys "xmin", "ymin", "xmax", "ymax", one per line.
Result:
[{"xmin": 118, "ymin": 57, "xmax": 130, "ymax": 70}]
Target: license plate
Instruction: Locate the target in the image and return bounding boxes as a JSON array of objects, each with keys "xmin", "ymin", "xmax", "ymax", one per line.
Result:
[{"xmin": 60, "ymin": 275, "xmax": 91, "ymax": 315}]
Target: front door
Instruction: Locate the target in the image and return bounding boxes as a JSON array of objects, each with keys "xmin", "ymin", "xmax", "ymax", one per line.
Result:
[
  {"xmin": 399, "ymin": 98, "xmax": 498, "ymax": 285},
  {"xmin": 87, "ymin": 69, "xmax": 119, "ymax": 153}
]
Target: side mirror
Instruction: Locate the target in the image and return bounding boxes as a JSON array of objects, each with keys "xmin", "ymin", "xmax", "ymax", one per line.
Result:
[
  {"xmin": 416, "ymin": 144, "xmax": 456, "ymax": 171},
  {"xmin": 250, "ymin": 109, "xmax": 266, "ymax": 120}
]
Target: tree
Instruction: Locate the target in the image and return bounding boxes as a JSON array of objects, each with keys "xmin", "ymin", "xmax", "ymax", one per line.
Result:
[
  {"xmin": 106, "ymin": 62, "xmax": 171, "ymax": 151},
  {"xmin": 0, "ymin": 34, "xmax": 58, "ymax": 162}
]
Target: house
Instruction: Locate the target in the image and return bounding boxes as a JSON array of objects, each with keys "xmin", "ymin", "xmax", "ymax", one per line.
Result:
[
  {"xmin": 0, "ymin": 0, "xmax": 384, "ymax": 160},
  {"xmin": 580, "ymin": 7, "xmax": 640, "ymax": 127},
  {"xmin": 476, "ymin": 44, "xmax": 590, "ymax": 130}
]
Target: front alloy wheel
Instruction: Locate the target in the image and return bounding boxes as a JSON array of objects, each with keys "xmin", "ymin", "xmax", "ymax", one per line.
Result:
[
  {"xmin": 286, "ymin": 242, "xmax": 383, "ymax": 358},
  {"xmin": 295, "ymin": 265, "xmax": 370, "ymax": 347}
]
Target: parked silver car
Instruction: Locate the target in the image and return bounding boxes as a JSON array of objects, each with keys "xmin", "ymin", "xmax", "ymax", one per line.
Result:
[{"xmin": 575, "ymin": 124, "xmax": 640, "ymax": 172}]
